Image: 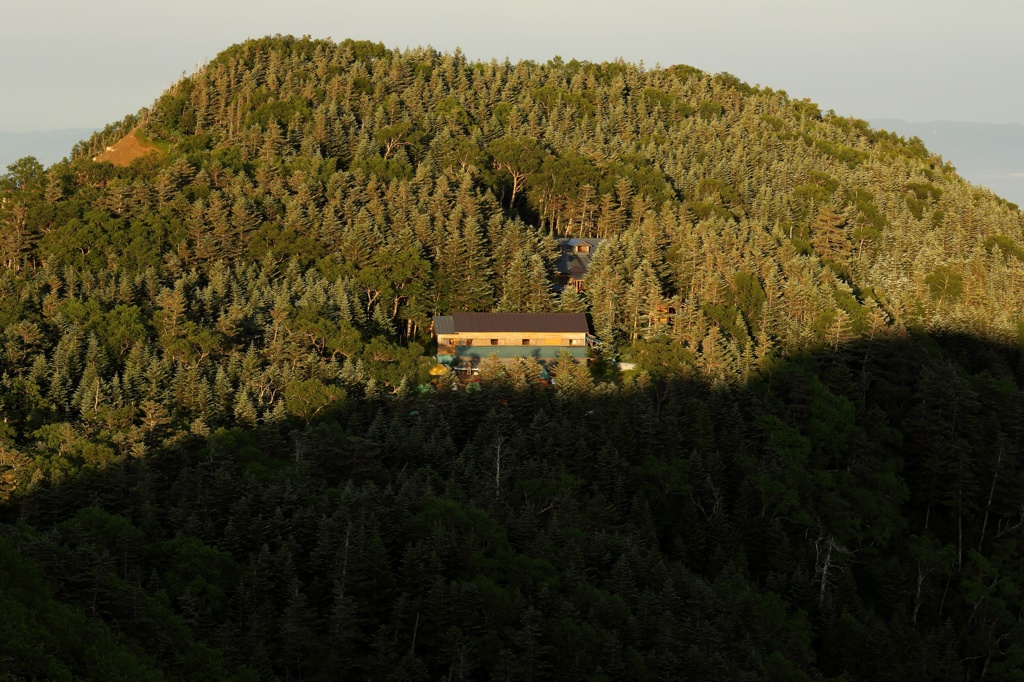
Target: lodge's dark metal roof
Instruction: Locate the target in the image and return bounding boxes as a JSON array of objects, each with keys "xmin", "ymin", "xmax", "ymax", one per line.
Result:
[
  {"xmin": 433, "ymin": 313, "xmax": 590, "ymax": 334},
  {"xmin": 433, "ymin": 315, "xmax": 456, "ymax": 335}
]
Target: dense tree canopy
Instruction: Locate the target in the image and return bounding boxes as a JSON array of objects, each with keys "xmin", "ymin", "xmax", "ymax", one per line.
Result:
[{"xmin": 1, "ymin": 35, "xmax": 1024, "ymax": 680}]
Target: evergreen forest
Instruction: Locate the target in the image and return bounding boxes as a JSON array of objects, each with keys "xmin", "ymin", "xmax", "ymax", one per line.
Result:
[{"xmin": 1, "ymin": 35, "xmax": 1024, "ymax": 680}]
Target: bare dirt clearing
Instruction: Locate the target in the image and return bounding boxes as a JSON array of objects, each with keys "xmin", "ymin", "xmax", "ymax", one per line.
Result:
[{"xmin": 92, "ymin": 129, "xmax": 160, "ymax": 166}]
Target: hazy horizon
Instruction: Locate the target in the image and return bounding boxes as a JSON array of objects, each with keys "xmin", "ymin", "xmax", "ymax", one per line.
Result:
[{"xmin": 2, "ymin": 2, "xmax": 1022, "ymax": 131}]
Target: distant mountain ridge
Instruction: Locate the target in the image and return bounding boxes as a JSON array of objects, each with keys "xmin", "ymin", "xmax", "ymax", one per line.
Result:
[
  {"xmin": 870, "ymin": 119, "xmax": 1024, "ymax": 207},
  {"xmin": 0, "ymin": 128, "xmax": 99, "ymax": 170}
]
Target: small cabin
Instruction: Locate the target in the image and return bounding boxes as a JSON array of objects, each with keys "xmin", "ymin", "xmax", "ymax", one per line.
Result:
[
  {"xmin": 554, "ymin": 238, "xmax": 604, "ymax": 292},
  {"xmin": 433, "ymin": 312, "xmax": 594, "ymax": 369}
]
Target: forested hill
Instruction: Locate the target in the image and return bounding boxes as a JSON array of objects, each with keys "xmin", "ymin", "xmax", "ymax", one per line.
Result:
[{"xmin": 1, "ymin": 35, "xmax": 1024, "ymax": 680}]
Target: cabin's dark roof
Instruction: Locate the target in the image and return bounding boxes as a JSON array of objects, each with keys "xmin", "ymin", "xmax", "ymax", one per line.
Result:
[
  {"xmin": 433, "ymin": 313, "xmax": 590, "ymax": 334},
  {"xmin": 555, "ymin": 253, "xmax": 592, "ymax": 277},
  {"xmin": 554, "ymin": 238, "xmax": 605, "ymax": 279}
]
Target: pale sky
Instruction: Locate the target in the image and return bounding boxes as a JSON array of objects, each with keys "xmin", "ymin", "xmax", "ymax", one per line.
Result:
[{"xmin": 1, "ymin": 1, "xmax": 1022, "ymax": 131}]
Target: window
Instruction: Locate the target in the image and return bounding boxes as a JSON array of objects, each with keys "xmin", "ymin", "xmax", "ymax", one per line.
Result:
[
  {"xmin": 490, "ymin": 339, "xmax": 499, "ymax": 345},
  {"xmin": 464, "ymin": 338, "xmax": 472, "ymax": 346},
  {"xmin": 522, "ymin": 338, "xmax": 530, "ymax": 346}
]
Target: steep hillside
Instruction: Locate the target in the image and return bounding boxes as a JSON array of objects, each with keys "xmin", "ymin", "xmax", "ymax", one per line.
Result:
[
  {"xmin": 49, "ymin": 36, "xmax": 1024, "ymax": 357},
  {"xmin": 1, "ymin": 36, "xmax": 1023, "ymax": 680}
]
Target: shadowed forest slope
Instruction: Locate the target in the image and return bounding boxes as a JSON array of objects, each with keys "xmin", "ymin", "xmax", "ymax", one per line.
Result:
[
  {"xmin": 1, "ymin": 35, "xmax": 1024, "ymax": 680},
  {"xmin": 3, "ymin": 334, "xmax": 1024, "ymax": 680}
]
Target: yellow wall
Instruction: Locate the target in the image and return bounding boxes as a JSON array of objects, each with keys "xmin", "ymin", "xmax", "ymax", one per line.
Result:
[{"xmin": 437, "ymin": 332, "xmax": 587, "ymax": 347}]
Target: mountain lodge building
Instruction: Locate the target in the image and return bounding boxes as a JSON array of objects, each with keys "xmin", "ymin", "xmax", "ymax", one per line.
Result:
[{"xmin": 432, "ymin": 312, "xmax": 595, "ymax": 369}]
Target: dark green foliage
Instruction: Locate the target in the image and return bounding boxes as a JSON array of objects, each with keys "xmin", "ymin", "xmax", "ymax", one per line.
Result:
[
  {"xmin": 984, "ymin": 233, "xmax": 1024, "ymax": 261},
  {"xmin": 712, "ymin": 71, "xmax": 755, "ymax": 95},
  {"xmin": 698, "ymin": 100, "xmax": 725, "ymax": 121},
  {"xmin": 0, "ymin": 536, "xmax": 167, "ymax": 681},
  {"xmin": 925, "ymin": 265, "xmax": 964, "ymax": 302}
]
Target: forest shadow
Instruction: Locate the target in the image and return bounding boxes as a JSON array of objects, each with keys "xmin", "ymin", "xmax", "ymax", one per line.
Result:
[{"xmin": 2, "ymin": 330, "xmax": 1023, "ymax": 681}]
